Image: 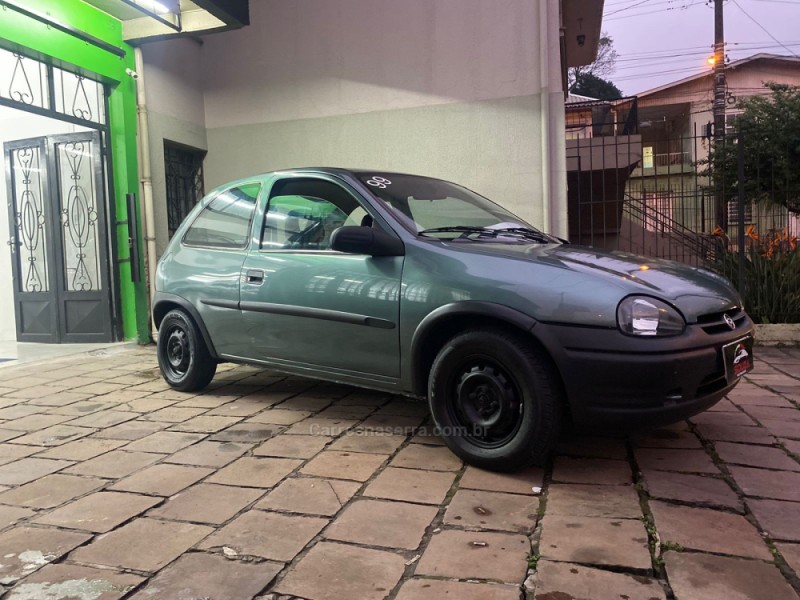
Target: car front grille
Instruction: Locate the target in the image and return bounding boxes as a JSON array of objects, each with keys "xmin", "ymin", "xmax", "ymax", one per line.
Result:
[{"xmin": 697, "ymin": 307, "xmax": 747, "ymax": 335}]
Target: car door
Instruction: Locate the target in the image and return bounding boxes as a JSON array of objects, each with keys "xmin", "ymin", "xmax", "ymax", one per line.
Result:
[{"xmin": 239, "ymin": 176, "xmax": 403, "ymax": 379}]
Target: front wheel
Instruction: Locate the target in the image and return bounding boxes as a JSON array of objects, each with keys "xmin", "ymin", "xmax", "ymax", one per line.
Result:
[
  {"xmin": 157, "ymin": 309, "xmax": 216, "ymax": 392},
  {"xmin": 428, "ymin": 328, "xmax": 562, "ymax": 472}
]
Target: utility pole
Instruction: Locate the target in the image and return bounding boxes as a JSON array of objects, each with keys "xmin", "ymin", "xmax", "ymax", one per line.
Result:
[{"xmin": 713, "ymin": 0, "xmax": 727, "ymax": 229}]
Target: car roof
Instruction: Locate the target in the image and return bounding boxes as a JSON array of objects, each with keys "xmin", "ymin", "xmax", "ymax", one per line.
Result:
[{"xmin": 222, "ymin": 167, "xmax": 427, "ymax": 187}]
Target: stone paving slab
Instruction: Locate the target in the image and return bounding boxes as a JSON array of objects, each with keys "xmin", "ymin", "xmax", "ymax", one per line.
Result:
[
  {"xmin": 0, "ymin": 473, "xmax": 104, "ymax": 509},
  {"xmin": 777, "ymin": 542, "xmax": 800, "ymax": 574},
  {"xmin": 199, "ymin": 510, "xmax": 327, "ymax": 561},
  {"xmin": 70, "ymin": 518, "xmax": 213, "ymax": 572},
  {"xmin": 714, "ymin": 441, "xmax": 800, "ymax": 472},
  {"xmin": 664, "ymin": 551, "xmax": 800, "ymax": 600},
  {"xmin": 532, "ymin": 560, "xmax": 667, "ymax": 600},
  {"xmin": 459, "ymin": 465, "xmax": 544, "ymax": 494},
  {"xmin": 130, "ymin": 552, "xmax": 281, "ymax": 599},
  {"xmin": 0, "ymin": 345, "xmax": 795, "ymax": 599},
  {"xmin": 538, "ymin": 514, "xmax": 652, "ymax": 570},
  {"xmin": 301, "ymin": 450, "xmax": 386, "ymax": 481},
  {"xmin": 747, "ymin": 498, "xmax": 800, "ymax": 541},
  {"xmin": 6, "ymin": 563, "xmax": 144, "ymax": 600},
  {"xmin": 551, "ymin": 456, "xmax": 632, "ymax": 484},
  {"xmin": 34, "ymin": 491, "xmax": 161, "ymax": 533},
  {"xmin": 0, "ymin": 526, "xmax": 91, "ymax": 584},
  {"xmin": 443, "ymin": 489, "xmax": 539, "ymax": 533},
  {"xmin": 649, "ymin": 500, "xmax": 772, "ymax": 560},
  {"xmin": 728, "ymin": 465, "xmax": 800, "ymax": 501},
  {"xmin": 395, "ymin": 579, "xmax": 521, "ymax": 600},
  {"xmin": 642, "ymin": 469, "xmax": 743, "ymax": 511},
  {"xmin": 634, "ymin": 447, "xmax": 720, "ymax": 474},
  {"xmin": 391, "ymin": 443, "xmax": 463, "ymax": 471},
  {"xmin": 415, "ymin": 529, "xmax": 530, "ymax": 582},
  {"xmin": 274, "ymin": 541, "xmax": 406, "ymax": 600},
  {"xmin": 545, "ymin": 483, "xmax": 643, "ymax": 518},
  {"xmin": 325, "ymin": 498, "xmax": 437, "ymax": 550},
  {"xmin": 256, "ymin": 476, "xmax": 359, "ymax": 516},
  {"xmin": 149, "ymin": 483, "xmax": 263, "ymax": 525},
  {"xmin": 364, "ymin": 467, "xmax": 455, "ymax": 505}
]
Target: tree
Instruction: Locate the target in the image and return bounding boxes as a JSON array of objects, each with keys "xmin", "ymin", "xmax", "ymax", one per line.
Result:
[
  {"xmin": 705, "ymin": 82, "xmax": 800, "ymax": 214},
  {"xmin": 570, "ymin": 72, "xmax": 622, "ymax": 100},
  {"xmin": 568, "ymin": 32, "xmax": 619, "ymax": 91}
]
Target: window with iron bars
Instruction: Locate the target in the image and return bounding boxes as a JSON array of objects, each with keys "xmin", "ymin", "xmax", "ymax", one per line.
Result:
[
  {"xmin": 727, "ymin": 200, "xmax": 754, "ymax": 226},
  {"xmin": 165, "ymin": 142, "xmax": 206, "ymax": 238}
]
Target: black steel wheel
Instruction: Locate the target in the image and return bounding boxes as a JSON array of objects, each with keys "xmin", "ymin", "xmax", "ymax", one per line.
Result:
[
  {"xmin": 428, "ymin": 328, "xmax": 562, "ymax": 471},
  {"xmin": 157, "ymin": 309, "xmax": 216, "ymax": 392}
]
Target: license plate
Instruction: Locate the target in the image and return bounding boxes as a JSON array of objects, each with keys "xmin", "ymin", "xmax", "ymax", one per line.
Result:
[{"xmin": 723, "ymin": 335, "xmax": 754, "ymax": 382}]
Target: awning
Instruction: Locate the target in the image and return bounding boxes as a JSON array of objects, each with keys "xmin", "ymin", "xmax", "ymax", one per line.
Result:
[{"xmin": 79, "ymin": 0, "xmax": 248, "ymax": 42}]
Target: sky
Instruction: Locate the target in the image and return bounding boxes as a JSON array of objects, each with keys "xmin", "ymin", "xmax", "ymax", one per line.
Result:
[{"xmin": 601, "ymin": 0, "xmax": 800, "ymax": 95}]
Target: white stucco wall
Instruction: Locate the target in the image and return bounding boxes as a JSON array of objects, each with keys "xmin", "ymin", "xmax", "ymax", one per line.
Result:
[
  {"xmin": 0, "ymin": 107, "xmax": 88, "ymax": 341},
  {"xmin": 142, "ymin": 0, "xmax": 568, "ymax": 237},
  {"xmin": 202, "ymin": 0, "xmax": 543, "ymax": 127},
  {"xmin": 140, "ymin": 38, "xmax": 208, "ymax": 255}
]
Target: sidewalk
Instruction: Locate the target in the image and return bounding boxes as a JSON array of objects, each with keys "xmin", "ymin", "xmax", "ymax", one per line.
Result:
[{"xmin": 0, "ymin": 344, "xmax": 795, "ymax": 599}]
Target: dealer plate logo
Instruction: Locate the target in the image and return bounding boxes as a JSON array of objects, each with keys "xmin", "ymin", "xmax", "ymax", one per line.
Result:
[{"xmin": 723, "ymin": 336, "xmax": 754, "ymax": 382}]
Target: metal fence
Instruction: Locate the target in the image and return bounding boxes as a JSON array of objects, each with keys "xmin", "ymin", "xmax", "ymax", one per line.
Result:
[{"xmin": 566, "ymin": 129, "xmax": 800, "ymax": 323}]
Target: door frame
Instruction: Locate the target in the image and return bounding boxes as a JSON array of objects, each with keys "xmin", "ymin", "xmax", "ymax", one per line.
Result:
[{"xmin": 4, "ymin": 130, "xmax": 115, "ymax": 342}]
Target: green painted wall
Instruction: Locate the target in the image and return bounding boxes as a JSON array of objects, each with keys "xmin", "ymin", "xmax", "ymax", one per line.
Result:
[{"xmin": 0, "ymin": 0, "xmax": 149, "ymax": 342}]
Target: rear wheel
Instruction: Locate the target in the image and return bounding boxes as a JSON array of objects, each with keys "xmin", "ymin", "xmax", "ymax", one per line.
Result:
[
  {"xmin": 428, "ymin": 328, "xmax": 562, "ymax": 471},
  {"xmin": 157, "ymin": 309, "xmax": 216, "ymax": 392}
]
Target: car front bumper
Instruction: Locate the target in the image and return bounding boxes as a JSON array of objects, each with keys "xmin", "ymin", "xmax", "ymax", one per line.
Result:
[{"xmin": 532, "ymin": 317, "xmax": 755, "ymax": 430}]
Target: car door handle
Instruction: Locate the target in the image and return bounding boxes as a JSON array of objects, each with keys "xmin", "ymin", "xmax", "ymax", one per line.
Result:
[{"xmin": 245, "ymin": 269, "xmax": 264, "ymax": 284}]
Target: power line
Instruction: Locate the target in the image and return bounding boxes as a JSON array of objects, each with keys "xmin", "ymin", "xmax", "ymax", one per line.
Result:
[
  {"xmin": 604, "ymin": 0, "xmax": 654, "ymax": 17},
  {"xmin": 605, "ymin": 1, "xmax": 706, "ymax": 20},
  {"xmin": 730, "ymin": 0, "xmax": 799, "ymax": 57}
]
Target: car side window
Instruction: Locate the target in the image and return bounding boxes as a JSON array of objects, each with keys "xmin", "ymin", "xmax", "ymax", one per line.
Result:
[
  {"xmin": 261, "ymin": 179, "xmax": 366, "ymax": 251},
  {"xmin": 183, "ymin": 183, "xmax": 261, "ymax": 249}
]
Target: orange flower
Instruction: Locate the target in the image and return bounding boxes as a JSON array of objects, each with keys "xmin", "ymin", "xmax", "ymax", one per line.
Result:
[
  {"xmin": 712, "ymin": 226, "xmax": 726, "ymax": 237},
  {"xmin": 745, "ymin": 224, "xmax": 759, "ymax": 241}
]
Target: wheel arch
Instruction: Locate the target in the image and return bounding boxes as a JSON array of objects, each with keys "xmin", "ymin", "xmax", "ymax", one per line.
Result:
[
  {"xmin": 409, "ymin": 301, "xmax": 563, "ymax": 399},
  {"xmin": 152, "ymin": 292, "xmax": 219, "ymax": 360}
]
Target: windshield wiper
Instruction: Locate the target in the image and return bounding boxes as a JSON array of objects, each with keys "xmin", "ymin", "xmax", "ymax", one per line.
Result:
[
  {"xmin": 489, "ymin": 227, "xmax": 559, "ymax": 244},
  {"xmin": 417, "ymin": 226, "xmax": 495, "ymax": 238},
  {"xmin": 418, "ymin": 225, "xmax": 560, "ymax": 244}
]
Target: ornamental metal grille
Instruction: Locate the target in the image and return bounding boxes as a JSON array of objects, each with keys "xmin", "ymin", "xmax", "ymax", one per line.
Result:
[
  {"xmin": 1, "ymin": 50, "xmax": 48, "ymax": 109},
  {"xmin": 0, "ymin": 47, "xmax": 107, "ymax": 126},
  {"xmin": 56, "ymin": 139, "xmax": 102, "ymax": 292},
  {"xmin": 53, "ymin": 66, "xmax": 106, "ymax": 125},
  {"xmin": 165, "ymin": 142, "xmax": 206, "ymax": 238},
  {"xmin": 10, "ymin": 146, "xmax": 50, "ymax": 293}
]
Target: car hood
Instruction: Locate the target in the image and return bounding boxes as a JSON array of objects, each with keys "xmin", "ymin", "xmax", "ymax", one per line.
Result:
[{"xmin": 440, "ymin": 241, "xmax": 739, "ymax": 320}]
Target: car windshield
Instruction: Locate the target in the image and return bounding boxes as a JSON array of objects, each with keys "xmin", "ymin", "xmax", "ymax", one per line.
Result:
[{"xmin": 355, "ymin": 173, "xmax": 558, "ymax": 243}]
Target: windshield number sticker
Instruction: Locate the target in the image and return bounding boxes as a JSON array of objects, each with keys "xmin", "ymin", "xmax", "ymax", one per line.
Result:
[{"xmin": 366, "ymin": 177, "xmax": 392, "ymax": 189}]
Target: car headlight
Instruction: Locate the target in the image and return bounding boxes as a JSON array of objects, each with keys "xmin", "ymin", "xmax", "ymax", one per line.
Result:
[{"xmin": 617, "ymin": 296, "xmax": 685, "ymax": 337}]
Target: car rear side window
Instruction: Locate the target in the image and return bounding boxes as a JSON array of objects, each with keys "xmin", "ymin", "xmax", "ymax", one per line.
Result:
[{"xmin": 183, "ymin": 183, "xmax": 261, "ymax": 249}]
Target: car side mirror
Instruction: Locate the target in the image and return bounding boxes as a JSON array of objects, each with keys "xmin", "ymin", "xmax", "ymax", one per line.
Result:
[{"xmin": 330, "ymin": 226, "xmax": 404, "ymax": 257}]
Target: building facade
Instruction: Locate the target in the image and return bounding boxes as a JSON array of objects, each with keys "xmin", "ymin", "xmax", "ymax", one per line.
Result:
[{"xmin": 1, "ymin": 0, "xmax": 604, "ymax": 343}]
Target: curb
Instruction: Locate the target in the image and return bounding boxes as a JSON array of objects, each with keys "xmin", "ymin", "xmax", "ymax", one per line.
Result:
[{"xmin": 754, "ymin": 324, "xmax": 800, "ymax": 347}]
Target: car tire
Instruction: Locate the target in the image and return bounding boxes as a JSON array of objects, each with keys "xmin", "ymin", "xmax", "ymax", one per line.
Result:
[
  {"xmin": 157, "ymin": 309, "xmax": 217, "ymax": 392},
  {"xmin": 428, "ymin": 328, "xmax": 562, "ymax": 472}
]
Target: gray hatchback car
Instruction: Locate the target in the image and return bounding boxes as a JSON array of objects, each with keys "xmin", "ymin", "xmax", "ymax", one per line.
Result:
[{"xmin": 154, "ymin": 168, "xmax": 754, "ymax": 471}]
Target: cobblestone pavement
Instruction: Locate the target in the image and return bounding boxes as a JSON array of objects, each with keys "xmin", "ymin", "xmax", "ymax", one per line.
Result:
[{"xmin": 0, "ymin": 345, "xmax": 796, "ymax": 599}]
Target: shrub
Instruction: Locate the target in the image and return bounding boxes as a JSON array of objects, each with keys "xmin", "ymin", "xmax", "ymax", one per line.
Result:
[{"xmin": 713, "ymin": 227, "xmax": 800, "ymax": 323}]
